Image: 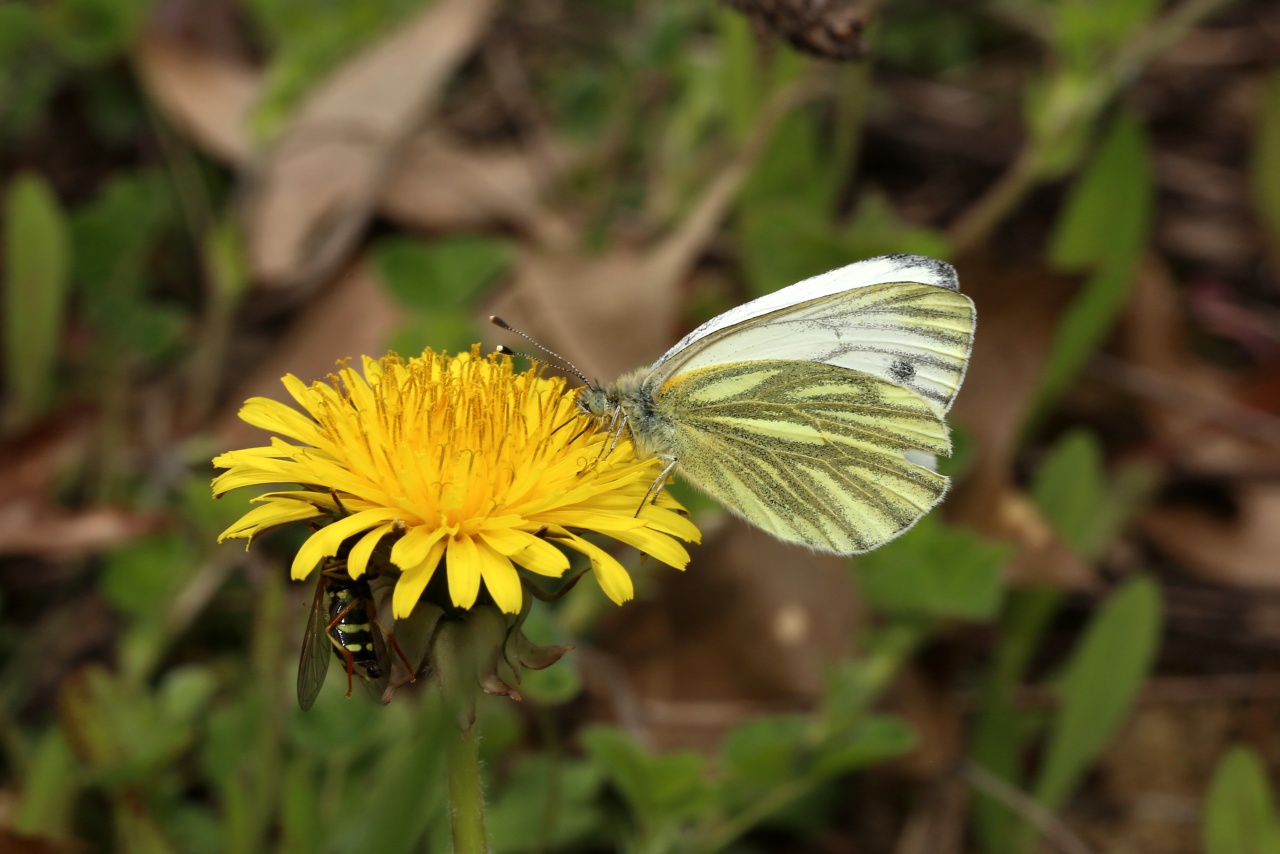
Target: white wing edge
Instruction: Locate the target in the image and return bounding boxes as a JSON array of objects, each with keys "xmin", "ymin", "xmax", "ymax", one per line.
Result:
[{"xmin": 650, "ymin": 254, "xmax": 959, "ymax": 374}]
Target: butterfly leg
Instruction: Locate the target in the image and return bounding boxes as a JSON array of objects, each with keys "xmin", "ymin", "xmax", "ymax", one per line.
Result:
[{"xmin": 635, "ymin": 456, "xmax": 679, "ymax": 515}]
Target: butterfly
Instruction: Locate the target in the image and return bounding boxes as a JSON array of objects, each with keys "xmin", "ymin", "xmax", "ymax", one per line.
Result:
[{"xmin": 575, "ymin": 254, "xmax": 975, "ymax": 555}]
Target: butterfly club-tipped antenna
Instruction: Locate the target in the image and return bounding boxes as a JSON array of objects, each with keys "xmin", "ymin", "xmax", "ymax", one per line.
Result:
[{"xmin": 489, "ymin": 316, "xmax": 591, "ymax": 386}]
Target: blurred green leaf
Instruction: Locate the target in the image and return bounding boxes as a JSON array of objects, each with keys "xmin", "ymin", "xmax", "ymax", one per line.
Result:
[
  {"xmin": 158, "ymin": 666, "xmax": 218, "ymax": 724},
  {"xmin": 162, "ymin": 806, "xmax": 221, "ymax": 854},
  {"xmin": 243, "ymin": 0, "xmax": 422, "ymax": 135},
  {"xmin": 1030, "ymin": 431, "xmax": 1107, "ymax": 556},
  {"xmin": 0, "ymin": 5, "xmax": 59, "ymax": 137},
  {"xmin": 1049, "ymin": 111, "xmax": 1151, "ymax": 271},
  {"xmin": 280, "ymin": 756, "xmax": 323, "ymax": 854},
  {"xmin": 1054, "ymin": 0, "xmax": 1160, "ymax": 72},
  {"xmin": 0, "ymin": 5, "xmax": 39, "ymax": 55},
  {"xmin": 580, "ymin": 725, "xmax": 711, "ymax": 830},
  {"xmin": 72, "ymin": 172, "xmax": 179, "ymax": 368},
  {"xmin": 1031, "ymin": 576, "xmax": 1162, "ymax": 816},
  {"xmin": 333, "ymin": 707, "xmax": 448, "ymax": 854},
  {"xmin": 60, "ymin": 664, "xmax": 198, "ymax": 789},
  {"xmin": 43, "ymin": 0, "xmax": 150, "ymax": 66},
  {"xmin": 1252, "ymin": 73, "xmax": 1280, "ymax": 251},
  {"xmin": 810, "ymin": 715, "xmax": 916, "ymax": 778},
  {"xmin": 718, "ymin": 9, "xmax": 760, "ymax": 141},
  {"xmin": 488, "ymin": 755, "xmax": 606, "ymax": 854},
  {"xmin": 13, "ymin": 729, "xmax": 79, "ymax": 837},
  {"xmin": 1030, "ymin": 430, "xmax": 1157, "ymax": 563},
  {"xmin": 856, "ymin": 516, "xmax": 1010, "ymax": 621},
  {"xmin": 1204, "ymin": 746, "xmax": 1280, "ymax": 854},
  {"xmin": 721, "ymin": 716, "xmax": 807, "ymax": 786},
  {"xmin": 841, "ymin": 194, "xmax": 951, "ymax": 265},
  {"xmin": 374, "ymin": 236, "xmax": 511, "ymax": 310},
  {"xmin": 387, "ymin": 311, "xmax": 478, "ymax": 360},
  {"xmin": 100, "ymin": 534, "xmax": 193, "ymax": 619},
  {"xmin": 1023, "ymin": 71, "xmax": 1096, "ymax": 178},
  {"xmin": 3, "ymin": 172, "xmax": 71, "ymax": 430}
]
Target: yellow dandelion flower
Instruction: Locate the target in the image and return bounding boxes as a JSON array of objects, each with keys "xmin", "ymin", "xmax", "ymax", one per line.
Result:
[{"xmin": 213, "ymin": 347, "xmax": 701, "ymax": 617}]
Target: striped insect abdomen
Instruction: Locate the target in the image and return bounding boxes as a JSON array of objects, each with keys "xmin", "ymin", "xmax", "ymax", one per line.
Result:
[{"xmin": 327, "ymin": 580, "xmax": 384, "ymax": 680}]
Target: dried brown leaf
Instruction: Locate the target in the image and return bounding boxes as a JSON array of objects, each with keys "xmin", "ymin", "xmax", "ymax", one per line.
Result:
[
  {"xmin": 135, "ymin": 27, "xmax": 259, "ymax": 165},
  {"xmin": 244, "ymin": 0, "xmax": 497, "ymax": 288}
]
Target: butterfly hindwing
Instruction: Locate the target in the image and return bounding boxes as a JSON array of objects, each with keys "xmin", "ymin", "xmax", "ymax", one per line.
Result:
[{"xmin": 657, "ymin": 360, "xmax": 951, "ymax": 554}]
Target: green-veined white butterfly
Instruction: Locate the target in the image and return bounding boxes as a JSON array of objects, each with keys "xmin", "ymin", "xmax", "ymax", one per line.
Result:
[{"xmin": 503, "ymin": 254, "xmax": 975, "ymax": 555}]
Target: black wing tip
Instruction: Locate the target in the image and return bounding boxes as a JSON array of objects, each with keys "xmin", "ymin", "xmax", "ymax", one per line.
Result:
[{"xmin": 880, "ymin": 253, "xmax": 959, "ymax": 292}]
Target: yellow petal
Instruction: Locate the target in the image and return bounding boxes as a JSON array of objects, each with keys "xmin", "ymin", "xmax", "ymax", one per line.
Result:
[
  {"xmin": 479, "ymin": 529, "xmax": 569, "ymax": 577},
  {"xmin": 392, "ymin": 524, "xmax": 449, "ymax": 571},
  {"xmin": 446, "ymin": 536, "xmax": 482, "ymax": 609},
  {"xmin": 348, "ymin": 522, "xmax": 395, "ymax": 578},
  {"xmin": 217, "ymin": 499, "xmax": 323, "ymax": 543},
  {"xmin": 393, "ymin": 537, "xmax": 447, "ymax": 618},
  {"xmin": 289, "ymin": 508, "xmax": 401, "ymax": 579},
  {"xmin": 476, "ymin": 540, "xmax": 522, "ymax": 614},
  {"xmin": 552, "ymin": 532, "xmax": 634, "ymax": 604}
]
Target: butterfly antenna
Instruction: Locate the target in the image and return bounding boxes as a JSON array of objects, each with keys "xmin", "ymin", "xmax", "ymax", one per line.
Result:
[{"xmin": 490, "ymin": 316, "xmax": 591, "ymax": 385}]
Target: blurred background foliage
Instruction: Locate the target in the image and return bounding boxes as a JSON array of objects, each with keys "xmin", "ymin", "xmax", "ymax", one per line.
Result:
[{"xmin": 2, "ymin": 0, "xmax": 1280, "ymax": 851}]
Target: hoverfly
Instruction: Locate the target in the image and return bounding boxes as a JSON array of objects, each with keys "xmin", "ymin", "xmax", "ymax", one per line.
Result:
[{"xmin": 297, "ymin": 557, "xmax": 393, "ymax": 711}]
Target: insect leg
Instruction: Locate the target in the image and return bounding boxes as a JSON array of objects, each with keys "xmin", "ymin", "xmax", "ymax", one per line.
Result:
[
  {"xmin": 366, "ymin": 595, "xmax": 415, "ymax": 681},
  {"xmin": 636, "ymin": 456, "xmax": 679, "ymax": 515}
]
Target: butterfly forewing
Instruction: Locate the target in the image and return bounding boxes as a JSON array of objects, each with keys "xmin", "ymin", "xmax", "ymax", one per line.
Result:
[
  {"xmin": 650, "ymin": 278, "xmax": 975, "ymax": 417},
  {"xmin": 658, "ymin": 360, "xmax": 951, "ymax": 554}
]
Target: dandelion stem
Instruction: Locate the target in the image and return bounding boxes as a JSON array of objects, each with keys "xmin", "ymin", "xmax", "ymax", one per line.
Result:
[{"xmin": 446, "ymin": 728, "xmax": 488, "ymax": 854}]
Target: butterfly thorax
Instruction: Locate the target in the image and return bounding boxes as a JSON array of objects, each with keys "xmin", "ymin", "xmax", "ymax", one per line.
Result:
[{"xmin": 577, "ymin": 369, "xmax": 676, "ymax": 461}]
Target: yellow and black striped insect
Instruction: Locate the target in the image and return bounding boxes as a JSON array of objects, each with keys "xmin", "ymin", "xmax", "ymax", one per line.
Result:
[{"xmin": 297, "ymin": 559, "xmax": 392, "ymax": 711}]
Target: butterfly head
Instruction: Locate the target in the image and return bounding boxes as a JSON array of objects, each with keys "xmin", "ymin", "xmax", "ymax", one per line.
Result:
[{"xmin": 576, "ymin": 384, "xmax": 615, "ymax": 420}]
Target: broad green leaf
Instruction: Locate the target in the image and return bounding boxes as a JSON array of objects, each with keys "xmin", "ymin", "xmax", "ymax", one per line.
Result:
[
  {"xmin": 721, "ymin": 716, "xmax": 808, "ymax": 786},
  {"xmin": 100, "ymin": 534, "xmax": 193, "ymax": 619},
  {"xmin": 1036, "ymin": 115, "xmax": 1152, "ymax": 415},
  {"xmin": 72, "ymin": 172, "xmax": 178, "ymax": 367},
  {"xmin": 1031, "ymin": 576, "xmax": 1162, "ymax": 816},
  {"xmin": 1049, "ymin": 111, "xmax": 1151, "ymax": 271},
  {"xmin": 1204, "ymin": 746, "xmax": 1280, "ymax": 854},
  {"xmin": 1032, "ymin": 264, "xmax": 1135, "ymax": 416},
  {"xmin": 810, "ymin": 715, "xmax": 916, "ymax": 778},
  {"xmin": 1253, "ymin": 73, "xmax": 1280, "ymax": 251},
  {"xmin": 856, "ymin": 515, "xmax": 1010, "ymax": 621},
  {"xmin": 579, "ymin": 725, "xmax": 710, "ymax": 829},
  {"xmin": 840, "ymin": 194, "xmax": 951, "ymax": 268},
  {"xmin": 3, "ymin": 173, "xmax": 71, "ymax": 430},
  {"xmin": 487, "ymin": 756, "xmax": 606, "ymax": 854},
  {"xmin": 334, "ymin": 710, "xmax": 449, "ymax": 854},
  {"xmin": 717, "ymin": 8, "xmax": 759, "ymax": 140},
  {"xmin": 1030, "ymin": 431, "xmax": 1108, "ymax": 558},
  {"xmin": 374, "ymin": 235, "xmax": 511, "ymax": 310},
  {"xmin": 13, "ymin": 729, "xmax": 78, "ymax": 837}
]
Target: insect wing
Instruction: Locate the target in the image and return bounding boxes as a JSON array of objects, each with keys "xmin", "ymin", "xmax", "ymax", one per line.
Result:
[
  {"xmin": 297, "ymin": 575, "xmax": 331, "ymax": 711},
  {"xmin": 659, "ymin": 359, "xmax": 950, "ymax": 554},
  {"xmin": 648, "ymin": 255, "xmax": 974, "ymax": 416},
  {"xmin": 355, "ymin": 616, "xmax": 392, "ymax": 704}
]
